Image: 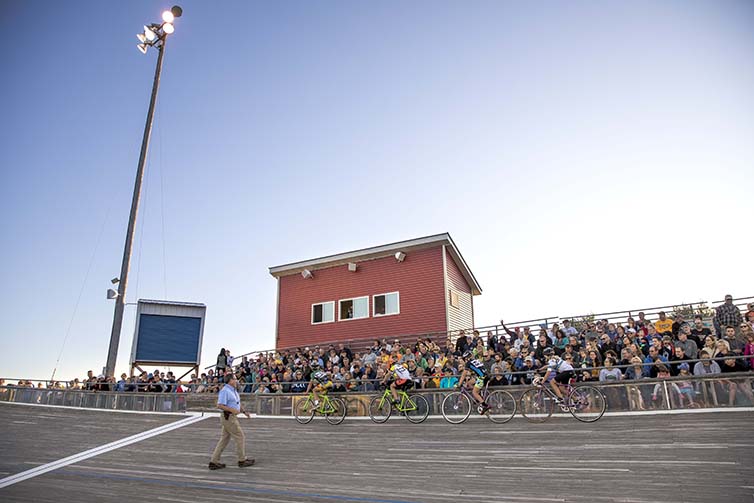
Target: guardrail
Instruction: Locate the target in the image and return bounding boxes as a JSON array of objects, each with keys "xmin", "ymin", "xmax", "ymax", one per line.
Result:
[
  {"xmin": 0, "ymin": 387, "xmax": 187, "ymax": 413},
  {"xmin": 3, "ymin": 373, "xmax": 752, "ymax": 416}
]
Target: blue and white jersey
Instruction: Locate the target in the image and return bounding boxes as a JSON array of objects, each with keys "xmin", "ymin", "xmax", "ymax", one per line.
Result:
[{"xmin": 468, "ymin": 359, "xmax": 488, "ymax": 377}]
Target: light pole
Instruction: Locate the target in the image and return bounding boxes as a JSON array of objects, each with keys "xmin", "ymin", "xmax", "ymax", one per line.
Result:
[{"xmin": 105, "ymin": 6, "xmax": 183, "ymax": 377}]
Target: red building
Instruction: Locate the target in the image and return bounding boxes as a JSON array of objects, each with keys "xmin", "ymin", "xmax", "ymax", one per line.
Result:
[{"xmin": 268, "ymin": 233, "xmax": 482, "ymax": 350}]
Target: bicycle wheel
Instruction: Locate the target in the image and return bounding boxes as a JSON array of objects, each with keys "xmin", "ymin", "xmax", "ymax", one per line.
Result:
[
  {"xmin": 485, "ymin": 390, "xmax": 516, "ymax": 424},
  {"xmin": 568, "ymin": 386, "xmax": 606, "ymax": 423},
  {"xmin": 294, "ymin": 397, "xmax": 315, "ymax": 424},
  {"xmin": 441, "ymin": 391, "xmax": 472, "ymax": 424},
  {"xmin": 404, "ymin": 394, "xmax": 430, "ymax": 424},
  {"xmin": 519, "ymin": 388, "xmax": 553, "ymax": 423},
  {"xmin": 368, "ymin": 394, "xmax": 392, "ymax": 423},
  {"xmin": 325, "ymin": 397, "xmax": 347, "ymax": 425}
]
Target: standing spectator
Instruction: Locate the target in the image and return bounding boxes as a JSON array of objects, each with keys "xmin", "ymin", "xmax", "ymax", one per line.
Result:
[
  {"xmin": 715, "ymin": 294, "xmax": 742, "ymax": 337},
  {"xmin": 654, "ymin": 312, "xmax": 673, "ymax": 336},
  {"xmin": 216, "ymin": 348, "xmax": 228, "ymax": 374},
  {"xmin": 455, "ymin": 330, "xmax": 469, "ymax": 355},
  {"xmin": 746, "ymin": 303, "xmax": 754, "ymax": 328}
]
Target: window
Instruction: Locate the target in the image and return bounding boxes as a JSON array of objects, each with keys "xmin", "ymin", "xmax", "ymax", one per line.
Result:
[
  {"xmin": 374, "ymin": 292, "xmax": 400, "ymax": 317},
  {"xmin": 449, "ymin": 290, "xmax": 459, "ymax": 309},
  {"xmin": 339, "ymin": 296, "xmax": 369, "ymax": 321},
  {"xmin": 311, "ymin": 301, "xmax": 335, "ymax": 324}
]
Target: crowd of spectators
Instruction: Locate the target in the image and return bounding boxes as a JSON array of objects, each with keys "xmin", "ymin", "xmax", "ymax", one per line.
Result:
[{"xmin": 4, "ymin": 298, "xmax": 753, "ymax": 403}]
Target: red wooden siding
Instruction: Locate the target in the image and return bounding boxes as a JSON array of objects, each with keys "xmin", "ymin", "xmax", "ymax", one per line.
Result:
[
  {"xmin": 446, "ymin": 247, "xmax": 474, "ymax": 332},
  {"xmin": 276, "ymin": 247, "xmax": 447, "ymax": 349}
]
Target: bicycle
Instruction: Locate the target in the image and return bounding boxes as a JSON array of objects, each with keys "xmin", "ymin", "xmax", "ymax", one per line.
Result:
[
  {"xmin": 293, "ymin": 391, "xmax": 347, "ymax": 425},
  {"xmin": 519, "ymin": 376, "xmax": 606, "ymax": 423},
  {"xmin": 440, "ymin": 382, "xmax": 516, "ymax": 424},
  {"xmin": 368, "ymin": 385, "xmax": 429, "ymax": 424}
]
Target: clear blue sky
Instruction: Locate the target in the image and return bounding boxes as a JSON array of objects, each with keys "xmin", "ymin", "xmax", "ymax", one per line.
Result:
[{"xmin": 1, "ymin": 1, "xmax": 752, "ymax": 381}]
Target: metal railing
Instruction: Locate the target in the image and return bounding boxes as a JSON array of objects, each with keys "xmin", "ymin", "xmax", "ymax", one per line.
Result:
[{"xmin": 0, "ymin": 387, "xmax": 187, "ymax": 413}]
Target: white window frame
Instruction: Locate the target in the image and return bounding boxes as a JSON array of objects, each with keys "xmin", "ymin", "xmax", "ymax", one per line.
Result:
[
  {"xmin": 338, "ymin": 296, "xmax": 369, "ymax": 321},
  {"xmin": 373, "ymin": 291, "xmax": 400, "ymax": 317},
  {"xmin": 311, "ymin": 301, "xmax": 335, "ymax": 325}
]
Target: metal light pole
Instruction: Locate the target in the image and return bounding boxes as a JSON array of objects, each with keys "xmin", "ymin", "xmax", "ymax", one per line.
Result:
[{"xmin": 105, "ymin": 7, "xmax": 183, "ymax": 377}]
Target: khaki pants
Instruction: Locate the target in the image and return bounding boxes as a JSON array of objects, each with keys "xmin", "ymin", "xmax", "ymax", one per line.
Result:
[{"xmin": 211, "ymin": 413, "xmax": 246, "ymax": 463}]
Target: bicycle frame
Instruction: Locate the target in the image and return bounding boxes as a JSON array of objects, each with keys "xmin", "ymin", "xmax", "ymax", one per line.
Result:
[
  {"xmin": 377, "ymin": 387, "xmax": 417, "ymax": 412},
  {"xmin": 302, "ymin": 392, "xmax": 337, "ymax": 414}
]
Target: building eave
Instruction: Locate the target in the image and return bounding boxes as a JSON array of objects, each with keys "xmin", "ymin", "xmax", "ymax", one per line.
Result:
[{"xmin": 268, "ymin": 233, "xmax": 482, "ymax": 295}]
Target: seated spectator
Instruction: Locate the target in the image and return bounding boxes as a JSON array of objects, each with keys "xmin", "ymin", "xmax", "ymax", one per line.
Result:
[
  {"xmin": 718, "ymin": 353, "xmax": 754, "ymax": 406},
  {"xmin": 598, "ymin": 357, "xmax": 623, "ymax": 382},
  {"xmin": 650, "ymin": 364, "xmax": 672, "ymax": 407},
  {"xmin": 675, "ymin": 325, "xmax": 698, "ymax": 360},
  {"xmin": 655, "ymin": 311, "xmax": 673, "ymax": 336},
  {"xmin": 439, "ymin": 368, "xmax": 457, "ymax": 389},
  {"xmin": 690, "ymin": 316, "xmax": 711, "ymax": 348},
  {"xmin": 744, "ymin": 332, "xmax": 754, "ymax": 370},
  {"xmin": 675, "ymin": 363, "xmax": 697, "ymax": 408},
  {"xmin": 488, "ymin": 366, "xmax": 508, "ymax": 387},
  {"xmin": 693, "ymin": 350, "xmax": 721, "ymax": 376},
  {"xmin": 669, "ymin": 346, "xmax": 692, "ymax": 376}
]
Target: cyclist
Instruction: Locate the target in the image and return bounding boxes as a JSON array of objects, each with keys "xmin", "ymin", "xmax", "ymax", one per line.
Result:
[
  {"xmin": 539, "ymin": 347, "xmax": 574, "ymax": 407},
  {"xmin": 306, "ymin": 361, "xmax": 332, "ymax": 407},
  {"xmin": 383, "ymin": 353, "xmax": 413, "ymax": 406},
  {"xmin": 458, "ymin": 350, "xmax": 490, "ymax": 414}
]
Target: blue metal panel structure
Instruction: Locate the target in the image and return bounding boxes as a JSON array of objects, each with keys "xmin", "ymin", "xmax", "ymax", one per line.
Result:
[{"xmin": 134, "ymin": 314, "xmax": 202, "ymax": 364}]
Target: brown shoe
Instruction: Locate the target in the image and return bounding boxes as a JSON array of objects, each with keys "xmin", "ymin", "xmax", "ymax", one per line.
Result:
[
  {"xmin": 238, "ymin": 458, "xmax": 255, "ymax": 467},
  {"xmin": 208, "ymin": 462, "xmax": 226, "ymax": 470}
]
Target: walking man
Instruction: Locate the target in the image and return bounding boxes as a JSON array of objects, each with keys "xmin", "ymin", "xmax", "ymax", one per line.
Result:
[{"xmin": 208, "ymin": 373, "xmax": 255, "ymax": 470}]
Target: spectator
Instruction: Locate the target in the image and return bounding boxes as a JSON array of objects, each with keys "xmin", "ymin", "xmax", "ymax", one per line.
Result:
[
  {"xmin": 690, "ymin": 316, "xmax": 711, "ymax": 348},
  {"xmin": 216, "ymin": 348, "xmax": 228, "ymax": 374},
  {"xmin": 650, "ymin": 364, "xmax": 672, "ymax": 408},
  {"xmin": 746, "ymin": 303, "xmax": 754, "ymax": 328},
  {"xmin": 598, "ymin": 357, "xmax": 623, "ymax": 382},
  {"xmin": 671, "ymin": 314, "xmax": 686, "ymax": 337},
  {"xmin": 693, "ymin": 350, "xmax": 721, "ymax": 376},
  {"xmin": 654, "ymin": 312, "xmax": 673, "ymax": 336},
  {"xmin": 562, "ymin": 319, "xmax": 578, "ymax": 337},
  {"xmin": 669, "ymin": 346, "xmax": 691, "ymax": 376},
  {"xmin": 744, "ymin": 332, "xmax": 754, "ymax": 370},
  {"xmin": 439, "ymin": 368, "xmax": 457, "ymax": 388},
  {"xmin": 488, "ymin": 366, "xmax": 507, "ymax": 387},
  {"xmin": 719, "ymin": 354, "xmax": 754, "ymax": 406},
  {"xmin": 715, "ymin": 294, "xmax": 742, "ymax": 336},
  {"xmin": 675, "ymin": 363, "xmax": 697, "ymax": 408},
  {"xmin": 675, "ymin": 325, "xmax": 698, "ymax": 359},
  {"xmin": 722, "ymin": 325, "xmax": 745, "ymax": 355}
]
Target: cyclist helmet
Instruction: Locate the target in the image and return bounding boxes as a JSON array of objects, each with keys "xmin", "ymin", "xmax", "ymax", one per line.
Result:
[
  {"xmin": 462, "ymin": 350, "xmax": 474, "ymax": 360},
  {"xmin": 542, "ymin": 347, "xmax": 555, "ymax": 357}
]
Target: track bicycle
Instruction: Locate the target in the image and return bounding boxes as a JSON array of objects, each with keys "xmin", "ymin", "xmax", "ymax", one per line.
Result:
[
  {"xmin": 293, "ymin": 391, "xmax": 347, "ymax": 425},
  {"xmin": 368, "ymin": 385, "xmax": 429, "ymax": 424},
  {"xmin": 519, "ymin": 376, "xmax": 606, "ymax": 423},
  {"xmin": 441, "ymin": 382, "xmax": 516, "ymax": 424}
]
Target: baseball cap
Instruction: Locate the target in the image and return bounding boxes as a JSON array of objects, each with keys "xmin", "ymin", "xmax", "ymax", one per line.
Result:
[
  {"xmin": 679, "ymin": 363, "xmax": 690, "ymax": 371},
  {"xmin": 524, "ymin": 356, "xmax": 533, "ymax": 362}
]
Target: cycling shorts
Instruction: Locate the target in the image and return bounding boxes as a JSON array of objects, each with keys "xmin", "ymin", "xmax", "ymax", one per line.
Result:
[
  {"xmin": 393, "ymin": 378, "xmax": 413, "ymax": 390},
  {"xmin": 474, "ymin": 376, "xmax": 489, "ymax": 389},
  {"xmin": 553, "ymin": 371, "xmax": 574, "ymax": 385},
  {"xmin": 314, "ymin": 382, "xmax": 332, "ymax": 393}
]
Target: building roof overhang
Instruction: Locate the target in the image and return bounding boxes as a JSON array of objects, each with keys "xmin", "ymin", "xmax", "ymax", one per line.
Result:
[{"xmin": 268, "ymin": 233, "xmax": 482, "ymax": 295}]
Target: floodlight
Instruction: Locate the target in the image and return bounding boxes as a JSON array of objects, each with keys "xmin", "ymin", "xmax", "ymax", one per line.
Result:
[
  {"xmin": 395, "ymin": 251, "xmax": 406, "ymax": 262},
  {"xmin": 111, "ymin": 277, "xmax": 120, "ymax": 284},
  {"xmin": 302, "ymin": 269, "xmax": 313, "ymax": 279},
  {"xmin": 144, "ymin": 26, "xmax": 157, "ymax": 41},
  {"xmin": 107, "ymin": 289, "xmax": 119, "ymax": 300},
  {"xmin": 137, "ymin": 43, "xmax": 148, "ymax": 54},
  {"xmin": 163, "ymin": 22, "xmax": 175, "ymax": 34},
  {"xmin": 171, "ymin": 5, "xmax": 183, "ymax": 18},
  {"xmin": 136, "ymin": 33, "xmax": 147, "ymax": 43},
  {"xmin": 162, "ymin": 10, "xmax": 175, "ymax": 23}
]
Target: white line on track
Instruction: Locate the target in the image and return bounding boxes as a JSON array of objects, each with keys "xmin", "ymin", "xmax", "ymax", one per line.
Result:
[{"xmin": 0, "ymin": 413, "xmax": 207, "ymax": 489}]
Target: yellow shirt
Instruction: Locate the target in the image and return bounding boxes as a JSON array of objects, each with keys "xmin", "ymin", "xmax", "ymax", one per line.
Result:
[{"xmin": 654, "ymin": 319, "xmax": 673, "ymax": 334}]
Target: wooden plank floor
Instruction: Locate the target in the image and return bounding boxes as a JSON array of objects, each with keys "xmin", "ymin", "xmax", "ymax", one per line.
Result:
[{"xmin": 1, "ymin": 404, "xmax": 753, "ymax": 502}]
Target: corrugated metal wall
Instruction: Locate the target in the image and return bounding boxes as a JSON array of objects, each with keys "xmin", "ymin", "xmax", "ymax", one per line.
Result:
[
  {"xmin": 445, "ymin": 247, "xmax": 474, "ymax": 332},
  {"xmin": 276, "ymin": 247, "xmax": 447, "ymax": 349}
]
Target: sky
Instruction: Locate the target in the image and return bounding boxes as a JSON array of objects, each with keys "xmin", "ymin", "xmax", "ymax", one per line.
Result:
[{"xmin": 1, "ymin": 1, "xmax": 752, "ymax": 382}]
